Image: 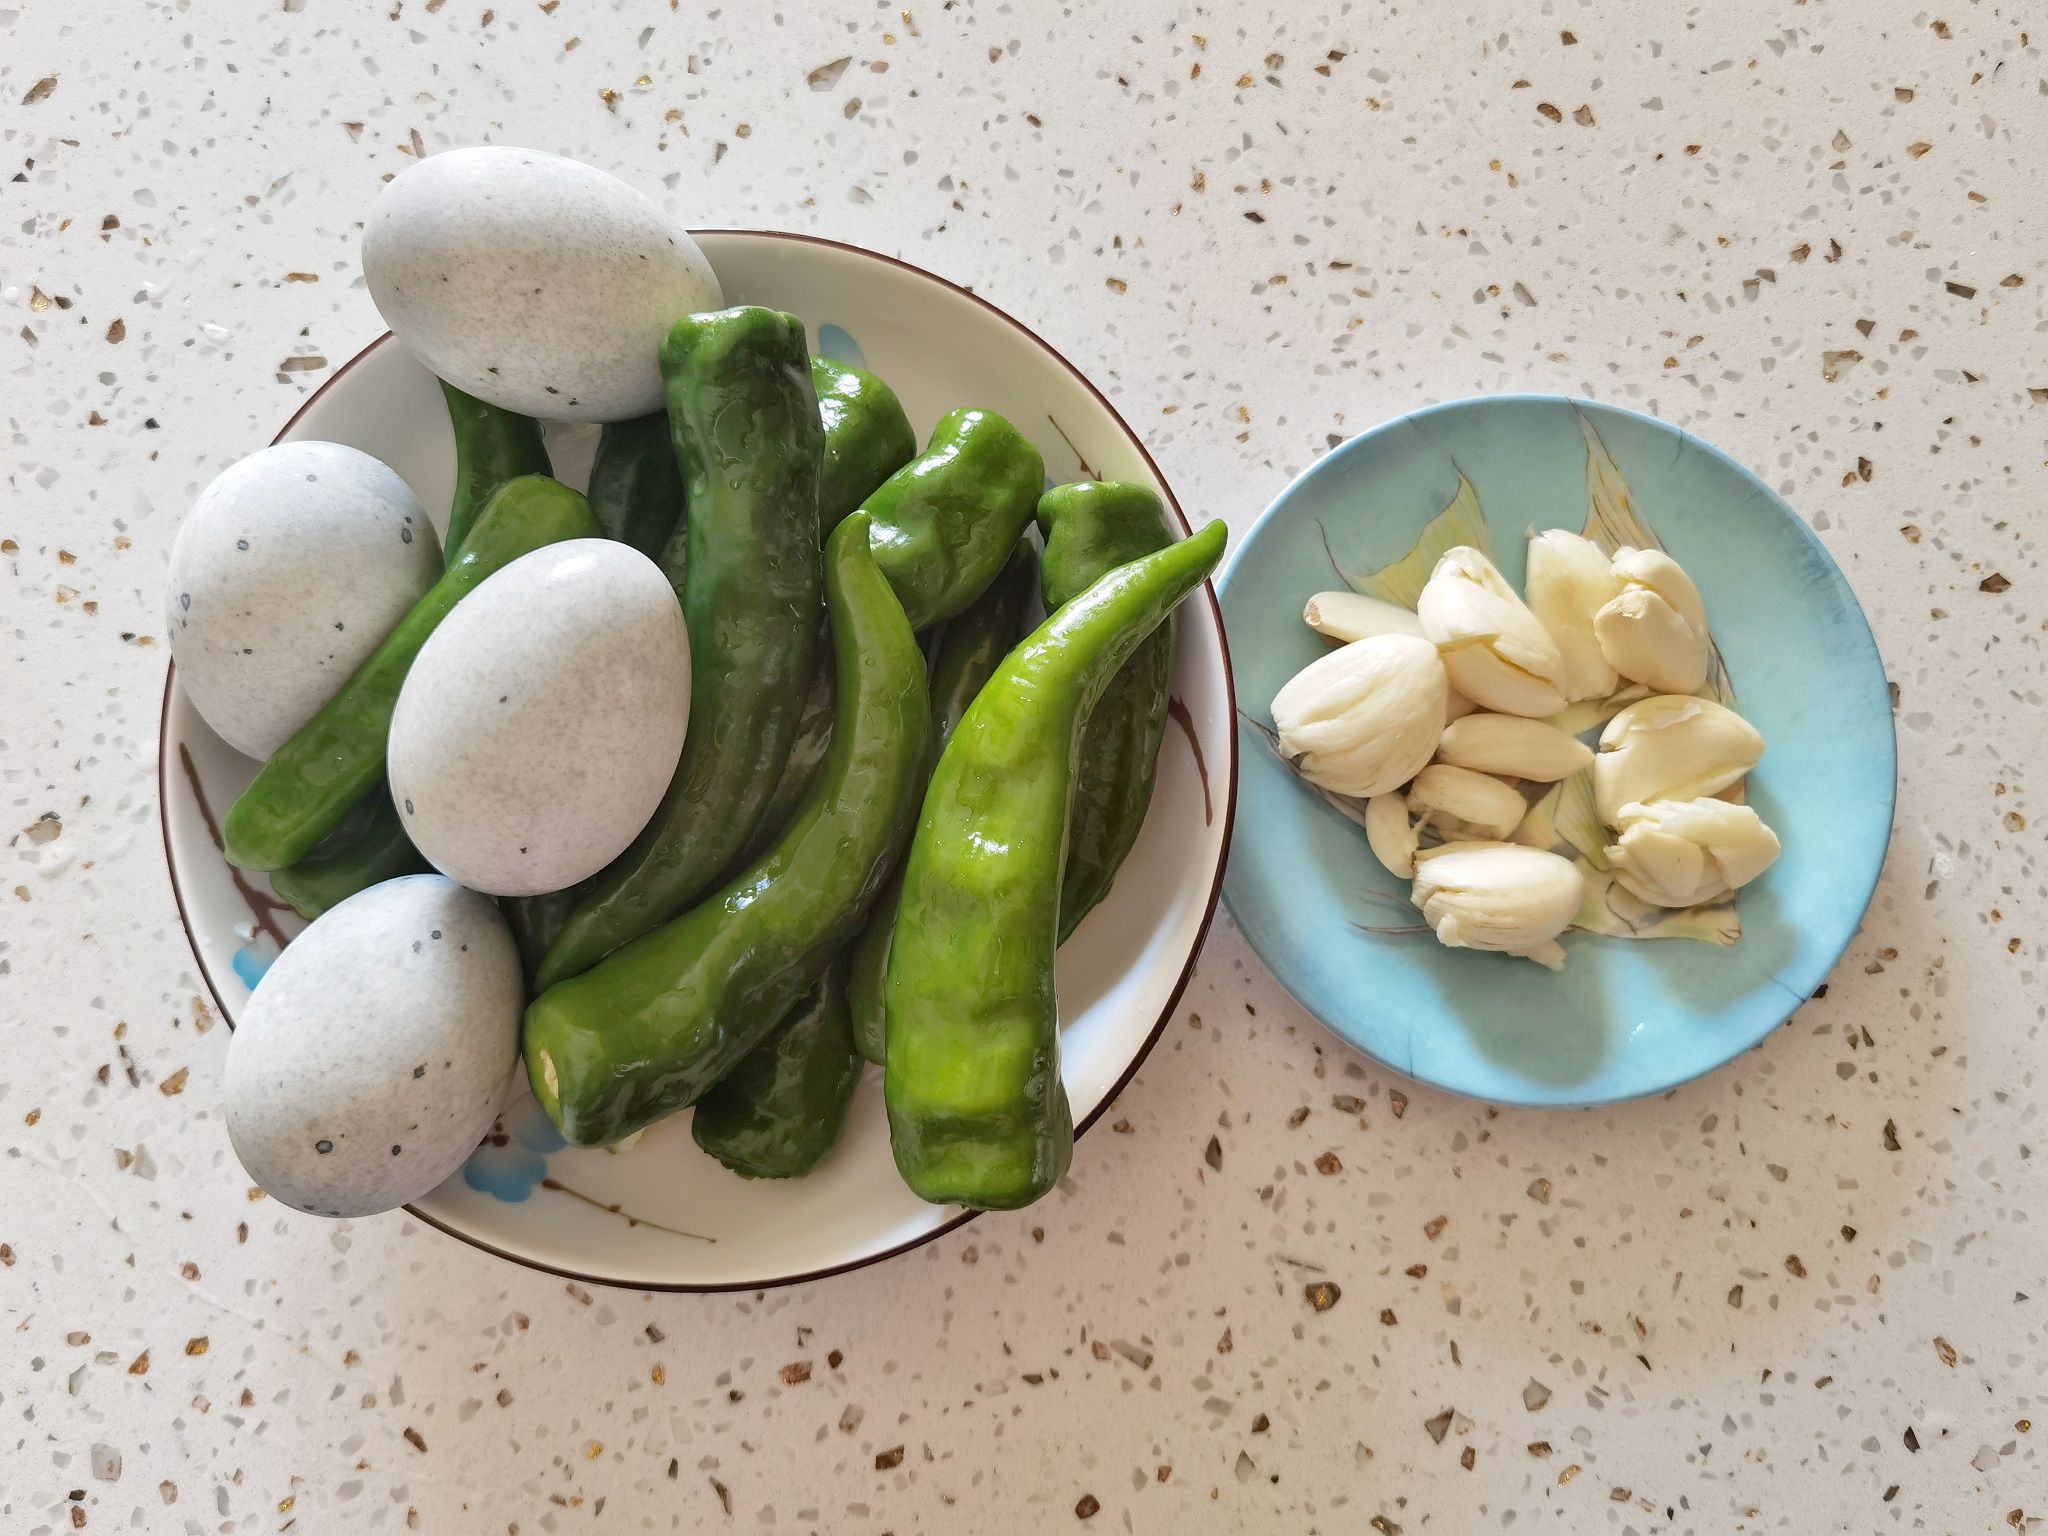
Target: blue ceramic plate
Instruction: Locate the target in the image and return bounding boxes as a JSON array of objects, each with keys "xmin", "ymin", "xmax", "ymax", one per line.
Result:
[{"xmin": 1218, "ymin": 395, "xmax": 1893, "ymax": 1106}]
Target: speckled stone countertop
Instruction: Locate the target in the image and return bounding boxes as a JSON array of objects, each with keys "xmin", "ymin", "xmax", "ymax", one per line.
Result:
[{"xmin": 5, "ymin": 2, "xmax": 2044, "ymax": 1531}]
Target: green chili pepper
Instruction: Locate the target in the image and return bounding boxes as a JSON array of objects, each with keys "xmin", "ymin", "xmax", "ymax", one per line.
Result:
[
  {"xmin": 849, "ymin": 538, "xmax": 1039, "ymax": 1065},
  {"xmin": 1037, "ymin": 481, "xmax": 1177, "ymax": 941},
  {"xmin": 439, "ymin": 381, "xmax": 552, "ymax": 559},
  {"xmin": 266, "ymin": 789, "xmax": 428, "ymax": 919},
  {"xmin": 727, "ymin": 625, "xmax": 835, "ymax": 874},
  {"xmin": 223, "ymin": 476, "xmax": 595, "ymax": 871},
  {"xmin": 525, "ymin": 511, "xmax": 930, "ymax": 1148},
  {"xmin": 535, "ymin": 307, "xmax": 824, "ymax": 991},
  {"xmin": 813, "ymin": 355, "xmax": 916, "ymax": 527},
  {"xmin": 690, "ymin": 957, "xmax": 861, "ymax": 1179},
  {"xmin": 587, "ymin": 411, "xmax": 686, "ymax": 561},
  {"xmin": 499, "ymin": 887, "xmax": 579, "ymax": 990},
  {"xmin": 885, "ymin": 519, "xmax": 1226, "ymax": 1210},
  {"xmin": 858, "ymin": 408, "xmax": 1043, "ymax": 630}
]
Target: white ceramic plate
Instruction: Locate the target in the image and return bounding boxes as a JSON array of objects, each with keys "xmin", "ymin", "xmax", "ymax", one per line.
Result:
[{"xmin": 160, "ymin": 231, "xmax": 1237, "ymax": 1289}]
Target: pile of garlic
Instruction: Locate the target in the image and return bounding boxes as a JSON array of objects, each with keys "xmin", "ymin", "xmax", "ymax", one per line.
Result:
[{"xmin": 1274, "ymin": 534, "xmax": 1780, "ymax": 969}]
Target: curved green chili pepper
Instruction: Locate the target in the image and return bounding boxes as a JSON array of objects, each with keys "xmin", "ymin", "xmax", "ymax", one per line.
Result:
[
  {"xmin": 858, "ymin": 408, "xmax": 1043, "ymax": 630},
  {"xmin": 587, "ymin": 411, "xmax": 685, "ymax": 560},
  {"xmin": 727, "ymin": 625, "xmax": 835, "ymax": 874},
  {"xmin": 813, "ymin": 356, "xmax": 916, "ymax": 527},
  {"xmin": 1038, "ymin": 481, "xmax": 1176, "ymax": 941},
  {"xmin": 885, "ymin": 519, "xmax": 1226, "ymax": 1210},
  {"xmin": 525, "ymin": 511, "xmax": 930, "ymax": 1148},
  {"xmin": 223, "ymin": 476, "xmax": 594, "ymax": 871},
  {"xmin": 691, "ymin": 958, "xmax": 861, "ymax": 1179},
  {"xmin": 536, "ymin": 307, "xmax": 824, "ymax": 991},
  {"xmin": 849, "ymin": 538, "xmax": 1039, "ymax": 1065},
  {"xmin": 439, "ymin": 381, "xmax": 552, "ymax": 559},
  {"xmin": 266, "ymin": 789, "xmax": 428, "ymax": 919}
]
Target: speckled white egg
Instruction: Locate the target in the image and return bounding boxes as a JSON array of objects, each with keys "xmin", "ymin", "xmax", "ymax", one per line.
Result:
[
  {"xmin": 387, "ymin": 539, "xmax": 689, "ymax": 897},
  {"xmin": 224, "ymin": 875, "xmax": 521, "ymax": 1219},
  {"xmin": 167, "ymin": 441, "xmax": 440, "ymax": 759},
  {"xmin": 363, "ymin": 147, "xmax": 723, "ymax": 422}
]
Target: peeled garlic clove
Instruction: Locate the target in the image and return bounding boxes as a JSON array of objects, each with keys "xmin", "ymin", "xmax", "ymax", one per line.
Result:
[
  {"xmin": 1408, "ymin": 763, "xmax": 1529, "ymax": 841},
  {"xmin": 1614, "ymin": 547, "xmax": 1707, "ymax": 632},
  {"xmin": 1443, "ymin": 689, "xmax": 1481, "ymax": 722},
  {"xmin": 1593, "ymin": 547, "xmax": 1710, "ymax": 694},
  {"xmin": 1417, "ymin": 546, "xmax": 1569, "ymax": 718},
  {"xmin": 1364, "ymin": 792, "xmax": 1418, "ymax": 879},
  {"xmin": 1525, "ymin": 529, "xmax": 1621, "ymax": 701},
  {"xmin": 1593, "ymin": 695, "xmax": 1765, "ymax": 824},
  {"xmin": 1303, "ymin": 590, "xmax": 1425, "ymax": 644},
  {"xmin": 1271, "ymin": 633, "xmax": 1448, "ymax": 798},
  {"xmin": 1595, "ymin": 590, "xmax": 1707, "ymax": 695},
  {"xmin": 1437, "ymin": 713, "xmax": 1594, "ymax": 782},
  {"xmin": 1410, "ymin": 842, "xmax": 1584, "ymax": 958},
  {"xmin": 1605, "ymin": 797, "xmax": 1781, "ymax": 907}
]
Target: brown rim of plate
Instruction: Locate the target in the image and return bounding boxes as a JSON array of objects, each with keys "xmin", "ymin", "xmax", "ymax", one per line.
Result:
[{"xmin": 155, "ymin": 228, "xmax": 1241, "ymax": 1293}]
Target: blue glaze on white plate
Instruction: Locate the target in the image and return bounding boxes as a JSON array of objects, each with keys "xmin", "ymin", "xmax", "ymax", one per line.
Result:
[{"xmin": 1218, "ymin": 395, "xmax": 1894, "ymax": 1107}]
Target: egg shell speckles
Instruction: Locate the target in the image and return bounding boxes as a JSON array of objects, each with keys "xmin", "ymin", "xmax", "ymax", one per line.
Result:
[
  {"xmin": 362, "ymin": 146, "xmax": 723, "ymax": 422},
  {"xmin": 166, "ymin": 441, "xmax": 440, "ymax": 759},
  {"xmin": 387, "ymin": 538, "xmax": 690, "ymax": 897},
  {"xmin": 223, "ymin": 875, "xmax": 521, "ymax": 1219}
]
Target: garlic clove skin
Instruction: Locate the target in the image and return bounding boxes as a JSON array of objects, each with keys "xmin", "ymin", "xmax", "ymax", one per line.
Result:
[
  {"xmin": 1364, "ymin": 792, "xmax": 1419, "ymax": 879},
  {"xmin": 1271, "ymin": 633, "xmax": 1448, "ymax": 798},
  {"xmin": 1410, "ymin": 842, "xmax": 1584, "ymax": 959},
  {"xmin": 1417, "ymin": 546, "xmax": 1570, "ymax": 718},
  {"xmin": 1408, "ymin": 763, "xmax": 1529, "ymax": 841},
  {"xmin": 1437, "ymin": 712, "xmax": 1594, "ymax": 782},
  {"xmin": 1605, "ymin": 797, "xmax": 1781, "ymax": 907},
  {"xmin": 1303, "ymin": 590, "xmax": 1426, "ymax": 644},
  {"xmin": 1593, "ymin": 547, "xmax": 1710, "ymax": 694},
  {"xmin": 1593, "ymin": 695, "xmax": 1765, "ymax": 824},
  {"xmin": 1525, "ymin": 529, "xmax": 1621, "ymax": 701}
]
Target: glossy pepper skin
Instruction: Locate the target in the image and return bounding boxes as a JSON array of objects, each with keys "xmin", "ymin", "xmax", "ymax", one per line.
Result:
[
  {"xmin": 536, "ymin": 308, "xmax": 824, "ymax": 991},
  {"xmin": 727, "ymin": 627, "xmax": 835, "ymax": 874},
  {"xmin": 738, "ymin": 342, "xmax": 954, "ymax": 864},
  {"xmin": 858, "ymin": 408, "xmax": 1044, "ymax": 631},
  {"xmin": 885, "ymin": 519, "xmax": 1227, "ymax": 1210},
  {"xmin": 849, "ymin": 539, "xmax": 1039, "ymax": 1065},
  {"xmin": 691, "ymin": 958, "xmax": 861, "ymax": 1179},
  {"xmin": 525, "ymin": 512, "xmax": 930, "ymax": 1148},
  {"xmin": 587, "ymin": 411, "xmax": 686, "ymax": 561},
  {"xmin": 223, "ymin": 476, "xmax": 595, "ymax": 871},
  {"xmin": 266, "ymin": 790, "xmax": 428, "ymax": 919},
  {"xmin": 439, "ymin": 380, "xmax": 552, "ymax": 559},
  {"xmin": 812, "ymin": 356, "xmax": 916, "ymax": 528},
  {"xmin": 1037, "ymin": 481, "xmax": 1177, "ymax": 941}
]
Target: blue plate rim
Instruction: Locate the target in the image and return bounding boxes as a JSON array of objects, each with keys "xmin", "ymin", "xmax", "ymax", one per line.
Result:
[{"xmin": 1216, "ymin": 391, "xmax": 1897, "ymax": 1108}]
